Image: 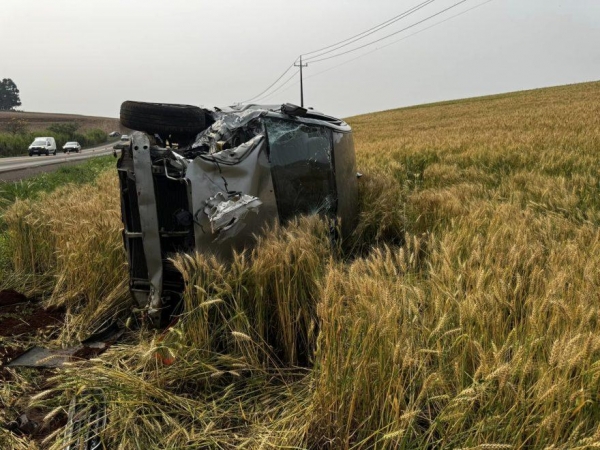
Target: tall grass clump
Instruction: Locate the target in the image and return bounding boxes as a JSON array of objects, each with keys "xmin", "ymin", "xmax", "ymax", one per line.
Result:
[
  {"xmin": 172, "ymin": 215, "xmax": 333, "ymax": 366},
  {"xmin": 309, "ymin": 239, "xmax": 432, "ymax": 449},
  {"xmin": 2, "ymin": 171, "xmax": 128, "ymax": 341}
]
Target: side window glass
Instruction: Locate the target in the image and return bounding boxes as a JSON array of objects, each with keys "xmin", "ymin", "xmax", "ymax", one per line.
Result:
[{"xmin": 265, "ymin": 119, "xmax": 337, "ymax": 222}]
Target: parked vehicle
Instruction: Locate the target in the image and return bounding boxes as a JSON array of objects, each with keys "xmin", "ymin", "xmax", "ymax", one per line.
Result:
[
  {"xmin": 28, "ymin": 137, "xmax": 57, "ymax": 156},
  {"xmin": 117, "ymin": 101, "xmax": 358, "ymax": 326},
  {"xmin": 62, "ymin": 141, "xmax": 82, "ymax": 153}
]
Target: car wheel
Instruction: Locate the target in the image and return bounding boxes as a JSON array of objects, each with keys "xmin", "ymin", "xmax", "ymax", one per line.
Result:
[
  {"xmin": 120, "ymin": 100, "xmax": 209, "ymax": 143},
  {"xmin": 29, "ymin": 153, "xmax": 33, "ymax": 157}
]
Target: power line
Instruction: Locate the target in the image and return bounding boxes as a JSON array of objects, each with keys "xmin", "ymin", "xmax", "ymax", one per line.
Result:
[
  {"xmin": 241, "ymin": 0, "xmax": 490, "ymax": 105},
  {"xmin": 307, "ymin": 0, "xmax": 495, "ymax": 80},
  {"xmin": 239, "ymin": 0, "xmax": 439, "ymax": 103},
  {"xmin": 258, "ymin": 0, "xmax": 495, "ymax": 102},
  {"xmin": 302, "ymin": 0, "xmax": 438, "ymax": 60},
  {"xmin": 240, "ymin": 59, "xmax": 298, "ymax": 103},
  {"xmin": 253, "ymin": 68, "xmax": 299, "ymax": 103},
  {"xmin": 307, "ymin": 0, "xmax": 470, "ymax": 64}
]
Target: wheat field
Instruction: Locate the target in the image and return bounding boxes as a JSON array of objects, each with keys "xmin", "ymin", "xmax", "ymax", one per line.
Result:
[{"xmin": 2, "ymin": 81, "xmax": 600, "ymax": 449}]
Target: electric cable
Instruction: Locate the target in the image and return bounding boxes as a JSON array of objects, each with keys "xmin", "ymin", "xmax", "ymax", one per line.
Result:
[
  {"xmin": 254, "ymin": 68, "xmax": 300, "ymax": 103},
  {"xmin": 302, "ymin": 0, "xmax": 438, "ymax": 59},
  {"xmin": 307, "ymin": 0, "xmax": 470, "ymax": 64},
  {"xmin": 240, "ymin": 59, "xmax": 298, "ymax": 103},
  {"xmin": 307, "ymin": 0, "xmax": 494, "ymax": 79},
  {"xmin": 259, "ymin": 0, "xmax": 494, "ymax": 101}
]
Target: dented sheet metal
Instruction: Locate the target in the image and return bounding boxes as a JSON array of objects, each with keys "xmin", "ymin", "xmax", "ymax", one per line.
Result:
[
  {"xmin": 191, "ymin": 108, "xmax": 267, "ymax": 154},
  {"xmin": 187, "ymin": 134, "xmax": 278, "ymax": 258},
  {"xmin": 204, "ymin": 192, "xmax": 262, "ymax": 235}
]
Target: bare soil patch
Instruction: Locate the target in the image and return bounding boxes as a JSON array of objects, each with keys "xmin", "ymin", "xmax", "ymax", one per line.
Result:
[
  {"xmin": 0, "ymin": 111, "xmax": 121, "ymax": 133},
  {"xmin": 0, "ymin": 289, "xmax": 27, "ymax": 307},
  {"xmin": 0, "ymin": 305, "xmax": 64, "ymax": 338},
  {"xmin": 0, "ymin": 290, "xmax": 65, "ymax": 358}
]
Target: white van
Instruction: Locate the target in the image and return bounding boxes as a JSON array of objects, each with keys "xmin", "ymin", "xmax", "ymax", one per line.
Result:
[{"xmin": 28, "ymin": 137, "xmax": 57, "ymax": 156}]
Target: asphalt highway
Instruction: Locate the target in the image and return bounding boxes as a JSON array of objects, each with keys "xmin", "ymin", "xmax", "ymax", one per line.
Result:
[{"xmin": 0, "ymin": 142, "xmax": 117, "ymax": 181}]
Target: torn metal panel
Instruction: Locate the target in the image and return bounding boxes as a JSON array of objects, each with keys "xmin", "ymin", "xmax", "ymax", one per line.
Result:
[
  {"xmin": 187, "ymin": 134, "xmax": 278, "ymax": 259},
  {"xmin": 7, "ymin": 326, "xmax": 124, "ymax": 368},
  {"xmin": 7, "ymin": 346, "xmax": 81, "ymax": 368},
  {"xmin": 204, "ymin": 192, "xmax": 262, "ymax": 235},
  {"xmin": 191, "ymin": 108, "xmax": 267, "ymax": 155}
]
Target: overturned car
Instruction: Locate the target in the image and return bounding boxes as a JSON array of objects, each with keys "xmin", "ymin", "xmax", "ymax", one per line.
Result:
[{"xmin": 117, "ymin": 101, "xmax": 358, "ymax": 325}]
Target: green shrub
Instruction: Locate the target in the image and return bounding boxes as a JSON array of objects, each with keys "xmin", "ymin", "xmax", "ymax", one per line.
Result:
[{"xmin": 0, "ymin": 125, "xmax": 108, "ymax": 157}]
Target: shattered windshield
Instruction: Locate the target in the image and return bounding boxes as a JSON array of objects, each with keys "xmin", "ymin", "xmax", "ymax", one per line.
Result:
[{"xmin": 265, "ymin": 119, "xmax": 337, "ymax": 222}]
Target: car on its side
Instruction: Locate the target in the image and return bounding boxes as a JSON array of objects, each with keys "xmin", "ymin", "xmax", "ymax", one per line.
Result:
[
  {"xmin": 62, "ymin": 141, "xmax": 82, "ymax": 153},
  {"xmin": 117, "ymin": 101, "xmax": 358, "ymax": 326},
  {"xmin": 28, "ymin": 137, "xmax": 57, "ymax": 156}
]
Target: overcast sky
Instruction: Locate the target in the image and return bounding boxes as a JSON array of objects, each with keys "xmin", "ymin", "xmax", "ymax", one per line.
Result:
[{"xmin": 2, "ymin": 0, "xmax": 599, "ymax": 118}]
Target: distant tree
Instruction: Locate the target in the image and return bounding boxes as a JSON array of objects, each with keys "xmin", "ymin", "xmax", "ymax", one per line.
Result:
[{"xmin": 0, "ymin": 78, "xmax": 22, "ymax": 111}]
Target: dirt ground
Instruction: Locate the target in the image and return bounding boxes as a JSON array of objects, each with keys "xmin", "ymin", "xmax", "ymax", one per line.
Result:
[
  {"xmin": 0, "ymin": 289, "xmax": 123, "ymax": 444},
  {"xmin": 0, "ymin": 290, "xmax": 69, "ymax": 443},
  {"xmin": 0, "ymin": 111, "xmax": 121, "ymax": 133},
  {"xmin": 0, "ymin": 291, "xmax": 63, "ymax": 339}
]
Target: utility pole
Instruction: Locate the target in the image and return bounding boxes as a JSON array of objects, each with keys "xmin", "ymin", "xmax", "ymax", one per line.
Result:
[{"xmin": 295, "ymin": 56, "xmax": 308, "ymax": 107}]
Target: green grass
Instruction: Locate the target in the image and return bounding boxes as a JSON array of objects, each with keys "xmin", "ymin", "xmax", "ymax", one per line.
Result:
[
  {"xmin": 0, "ymin": 127, "xmax": 109, "ymax": 158},
  {"xmin": 0, "ymin": 156, "xmax": 114, "ymax": 209}
]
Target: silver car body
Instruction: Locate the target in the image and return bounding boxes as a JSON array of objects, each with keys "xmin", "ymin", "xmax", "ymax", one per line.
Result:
[{"xmin": 117, "ymin": 104, "xmax": 358, "ymax": 325}]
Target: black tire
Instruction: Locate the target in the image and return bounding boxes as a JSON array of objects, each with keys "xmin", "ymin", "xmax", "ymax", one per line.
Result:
[{"xmin": 120, "ymin": 101, "xmax": 207, "ymax": 140}]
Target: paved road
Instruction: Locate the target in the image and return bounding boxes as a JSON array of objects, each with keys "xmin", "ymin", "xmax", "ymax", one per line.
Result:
[{"xmin": 0, "ymin": 142, "xmax": 117, "ymax": 181}]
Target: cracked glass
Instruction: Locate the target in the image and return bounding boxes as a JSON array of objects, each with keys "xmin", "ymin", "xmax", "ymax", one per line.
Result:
[{"xmin": 265, "ymin": 119, "xmax": 337, "ymax": 223}]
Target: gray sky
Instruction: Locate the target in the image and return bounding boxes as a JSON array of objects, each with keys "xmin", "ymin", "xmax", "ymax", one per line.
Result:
[{"xmin": 2, "ymin": 0, "xmax": 599, "ymax": 118}]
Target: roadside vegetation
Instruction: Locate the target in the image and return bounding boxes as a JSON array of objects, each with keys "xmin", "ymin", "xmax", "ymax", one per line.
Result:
[
  {"xmin": 1, "ymin": 81, "xmax": 600, "ymax": 449},
  {"xmin": 0, "ymin": 121, "xmax": 108, "ymax": 157},
  {"xmin": 0, "ymin": 157, "xmax": 114, "ymax": 290},
  {"xmin": 0, "ymin": 155, "xmax": 114, "ymax": 207}
]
